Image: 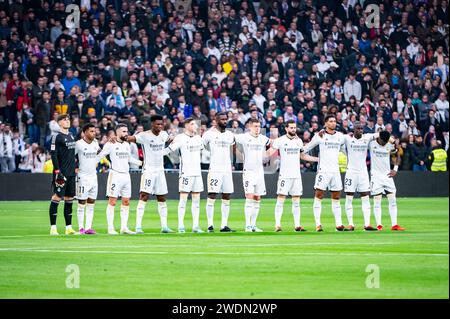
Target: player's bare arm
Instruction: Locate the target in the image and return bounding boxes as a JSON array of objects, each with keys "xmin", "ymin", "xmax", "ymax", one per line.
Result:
[
  {"xmin": 300, "ymin": 153, "xmax": 319, "ymax": 162},
  {"xmin": 388, "ymin": 144, "xmax": 401, "ymax": 178}
]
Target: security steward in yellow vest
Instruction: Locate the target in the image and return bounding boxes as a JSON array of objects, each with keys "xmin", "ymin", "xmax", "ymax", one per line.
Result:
[{"xmin": 428, "ymin": 140, "xmax": 447, "ymax": 171}]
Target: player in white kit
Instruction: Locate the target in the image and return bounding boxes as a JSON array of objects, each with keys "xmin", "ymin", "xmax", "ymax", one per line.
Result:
[
  {"xmin": 97, "ymin": 124, "xmax": 142, "ymax": 235},
  {"xmin": 74, "ymin": 123, "xmax": 100, "ymax": 235},
  {"xmin": 164, "ymin": 118, "xmax": 205, "ymax": 233},
  {"xmin": 126, "ymin": 115, "xmax": 174, "ymax": 234},
  {"xmin": 202, "ymin": 112, "xmax": 236, "ymax": 233},
  {"xmin": 342, "ymin": 122, "xmax": 379, "ymax": 231},
  {"xmin": 268, "ymin": 120, "xmax": 318, "ymax": 232},
  {"xmin": 303, "ymin": 114, "xmax": 347, "ymax": 232},
  {"xmin": 369, "ymin": 131, "xmax": 405, "ymax": 231},
  {"xmin": 235, "ymin": 118, "xmax": 270, "ymax": 232}
]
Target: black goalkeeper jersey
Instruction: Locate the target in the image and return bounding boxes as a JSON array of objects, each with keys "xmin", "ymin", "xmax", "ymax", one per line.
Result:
[{"xmin": 50, "ymin": 132, "xmax": 76, "ymax": 177}]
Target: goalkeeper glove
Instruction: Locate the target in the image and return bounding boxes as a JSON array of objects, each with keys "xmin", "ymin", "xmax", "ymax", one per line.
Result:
[{"xmin": 54, "ymin": 170, "xmax": 66, "ymax": 188}]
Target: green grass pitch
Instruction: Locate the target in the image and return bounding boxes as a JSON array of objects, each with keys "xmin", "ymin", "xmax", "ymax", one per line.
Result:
[{"xmin": 0, "ymin": 198, "xmax": 448, "ymax": 299}]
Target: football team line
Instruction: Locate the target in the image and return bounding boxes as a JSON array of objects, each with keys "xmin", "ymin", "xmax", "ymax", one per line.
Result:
[{"xmin": 48, "ymin": 113, "xmax": 405, "ymax": 236}]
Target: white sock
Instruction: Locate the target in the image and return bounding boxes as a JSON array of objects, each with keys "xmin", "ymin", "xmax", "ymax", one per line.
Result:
[
  {"xmin": 387, "ymin": 193, "xmax": 398, "ymax": 226},
  {"xmin": 178, "ymin": 198, "xmax": 187, "ymax": 229},
  {"xmin": 191, "ymin": 197, "xmax": 200, "ymax": 229},
  {"xmin": 361, "ymin": 196, "xmax": 371, "ymax": 227},
  {"xmin": 292, "ymin": 198, "xmax": 301, "ymax": 228},
  {"xmin": 158, "ymin": 201, "xmax": 168, "ymax": 228},
  {"xmin": 85, "ymin": 203, "xmax": 95, "ymax": 229},
  {"xmin": 332, "ymin": 199, "xmax": 343, "ymax": 227},
  {"xmin": 313, "ymin": 197, "xmax": 322, "ymax": 226},
  {"xmin": 106, "ymin": 204, "xmax": 115, "ymax": 230},
  {"xmin": 51, "ymin": 225, "xmax": 57, "ymax": 231},
  {"xmin": 65, "ymin": 225, "xmax": 72, "ymax": 230},
  {"xmin": 345, "ymin": 195, "xmax": 354, "ymax": 226},
  {"xmin": 206, "ymin": 198, "xmax": 215, "ymax": 227},
  {"xmin": 77, "ymin": 203, "xmax": 85, "ymax": 230},
  {"xmin": 251, "ymin": 200, "xmax": 261, "ymax": 228},
  {"xmin": 373, "ymin": 195, "xmax": 382, "ymax": 226},
  {"xmin": 244, "ymin": 198, "xmax": 254, "ymax": 228},
  {"xmin": 221, "ymin": 199, "xmax": 230, "ymax": 229},
  {"xmin": 274, "ymin": 199, "xmax": 284, "ymax": 228},
  {"xmin": 135, "ymin": 200, "xmax": 146, "ymax": 229},
  {"xmin": 120, "ymin": 205, "xmax": 129, "ymax": 230}
]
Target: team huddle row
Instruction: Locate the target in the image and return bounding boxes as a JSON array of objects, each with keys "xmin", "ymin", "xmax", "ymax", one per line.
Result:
[{"xmin": 48, "ymin": 112, "xmax": 405, "ymax": 236}]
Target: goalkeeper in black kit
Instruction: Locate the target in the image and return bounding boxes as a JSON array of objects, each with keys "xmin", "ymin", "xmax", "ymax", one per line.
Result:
[{"xmin": 49, "ymin": 114, "xmax": 77, "ymax": 235}]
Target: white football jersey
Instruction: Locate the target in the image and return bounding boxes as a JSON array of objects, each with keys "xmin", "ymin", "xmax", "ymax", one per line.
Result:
[
  {"xmin": 75, "ymin": 139, "xmax": 100, "ymax": 176},
  {"xmin": 202, "ymin": 128, "xmax": 235, "ymax": 173},
  {"xmin": 97, "ymin": 141, "xmax": 133, "ymax": 173},
  {"xmin": 169, "ymin": 133, "xmax": 203, "ymax": 176},
  {"xmin": 344, "ymin": 134, "xmax": 376, "ymax": 173},
  {"xmin": 135, "ymin": 130, "xmax": 169, "ymax": 173},
  {"xmin": 272, "ymin": 135, "xmax": 304, "ymax": 178},
  {"xmin": 235, "ymin": 133, "xmax": 269, "ymax": 173},
  {"xmin": 369, "ymin": 140, "xmax": 394, "ymax": 176},
  {"xmin": 304, "ymin": 131, "xmax": 346, "ymax": 173}
]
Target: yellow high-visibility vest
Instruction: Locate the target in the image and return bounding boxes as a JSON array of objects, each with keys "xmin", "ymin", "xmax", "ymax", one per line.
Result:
[
  {"xmin": 430, "ymin": 148, "xmax": 447, "ymax": 171},
  {"xmin": 339, "ymin": 151, "xmax": 347, "ymax": 173},
  {"xmin": 43, "ymin": 159, "xmax": 53, "ymax": 173}
]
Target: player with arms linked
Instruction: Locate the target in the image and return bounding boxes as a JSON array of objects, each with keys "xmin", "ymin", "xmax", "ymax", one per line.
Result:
[{"xmin": 369, "ymin": 131, "xmax": 405, "ymax": 231}]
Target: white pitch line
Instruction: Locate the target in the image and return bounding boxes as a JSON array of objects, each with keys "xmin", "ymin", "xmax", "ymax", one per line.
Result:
[
  {"xmin": 0, "ymin": 242, "xmax": 399, "ymax": 249},
  {"xmin": 0, "ymin": 241, "xmax": 447, "ymax": 249},
  {"xmin": 0, "ymin": 248, "xmax": 447, "ymax": 257}
]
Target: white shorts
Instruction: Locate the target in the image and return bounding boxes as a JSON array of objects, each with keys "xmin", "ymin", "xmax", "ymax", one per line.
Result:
[
  {"xmin": 243, "ymin": 171, "xmax": 266, "ymax": 196},
  {"xmin": 179, "ymin": 175, "xmax": 204, "ymax": 193},
  {"xmin": 140, "ymin": 171, "xmax": 168, "ymax": 195},
  {"xmin": 344, "ymin": 171, "xmax": 370, "ymax": 193},
  {"xmin": 76, "ymin": 174, "xmax": 98, "ymax": 200},
  {"xmin": 106, "ymin": 171, "xmax": 131, "ymax": 198},
  {"xmin": 277, "ymin": 176, "xmax": 303, "ymax": 196},
  {"xmin": 207, "ymin": 171, "xmax": 234, "ymax": 194},
  {"xmin": 314, "ymin": 171, "xmax": 343, "ymax": 192},
  {"xmin": 370, "ymin": 174, "xmax": 396, "ymax": 195}
]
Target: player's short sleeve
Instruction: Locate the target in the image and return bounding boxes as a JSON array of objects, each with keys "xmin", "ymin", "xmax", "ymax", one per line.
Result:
[
  {"xmin": 262, "ymin": 135, "xmax": 270, "ymax": 146},
  {"xmin": 74, "ymin": 141, "xmax": 81, "ymax": 155},
  {"xmin": 234, "ymin": 133, "xmax": 245, "ymax": 145},
  {"xmin": 95, "ymin": 141, "xmax": 101, "ymax": 152},
  {"xmin": 339, "ymin": 132, "xmax": 346, "ymax": 145},
  {"xmin": 363, "ymin": 133, "xmax": 376, "ymax": 143},
  {"xmin": 160, "ymin": 131, "xmax": 169, "ymax": 143},
  {"xmin": 134, "ymin": 132, "xmax": 148, "ymax": 145},
  {"xmin": 298, "ymin": 138, "xmax": 305, "ymax": 152},
  {"xmin": 169, "ymin": 134, "xmax": 182, "ymax": 151},
  {"xmin": 202, "ymin": 131, "xmax": 210, "ymax": 146},
  {"xmin": 229, "ymin": 132, "xmax": 236, "ymax": 145},
  {"xmin": 272, "ymin": 137, "xmax": 281, "ymax": 150},
  {"xmin": 387, "ymin": 143, "xmax": 395, "ymax": 153}
]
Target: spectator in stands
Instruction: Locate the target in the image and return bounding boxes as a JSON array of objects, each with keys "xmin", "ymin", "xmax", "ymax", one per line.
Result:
[
  {"xmin": 410, "ymin": 135, "xmax": 430, "ymax": 171},
  {"xmin": 0, "ymin": 0, "xmax": 447, "ymax": 174}
]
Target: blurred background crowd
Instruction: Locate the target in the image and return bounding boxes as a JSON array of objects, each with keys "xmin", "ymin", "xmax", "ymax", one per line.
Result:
[{"xmin": 0, "ymin": 0, "xmax": 448, "ymax": 173}]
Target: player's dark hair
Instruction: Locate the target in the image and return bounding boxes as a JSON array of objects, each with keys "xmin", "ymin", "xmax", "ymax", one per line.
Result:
[
  {"xmin": 82, "ymin": 123, "xmax": 96, "ymax": 133},
  {"xmin": 115, "ymin": 123, "xmax": 128, "ymax": 132},
  {"xmin": 185, "ymin": 117, "xmax": 195, "ymax": 124},
  {"xmin": 150, "ymin": 114, "xmax": 163, "ymax": 122},
  {"xmin": 57, "ymin": 114, "xmax": 69, "ymax": 122},
  {"xmin": 285, "ymin": 119, "xmax": 296, "ymax": 127},
  {"xmin": 380, "ymin": 130, "xmax": 391, "ymax": 142},
  {"xmin": 216, "ymin": 112, "xmax": 227, "ymax": 118},
  {"xmin": 324, "ymin": 114, "xmax": 336, "ymax": 123}
]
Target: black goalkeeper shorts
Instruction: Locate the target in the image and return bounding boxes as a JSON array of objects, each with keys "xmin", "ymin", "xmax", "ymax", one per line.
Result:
[{"xmin": 52, "ymin": 175, "xmax": 76, "ymax": 198}]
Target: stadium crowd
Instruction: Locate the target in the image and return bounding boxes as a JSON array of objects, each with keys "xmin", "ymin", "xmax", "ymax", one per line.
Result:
[{"xmin": 0, "ymin": 0, "xmax": 448, "ymax": 174}]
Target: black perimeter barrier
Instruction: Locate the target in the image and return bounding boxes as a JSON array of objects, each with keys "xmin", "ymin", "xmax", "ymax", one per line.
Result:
[{"xmin": 0, "ymin": 171, "xmax": 448, "ymax": 201}]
